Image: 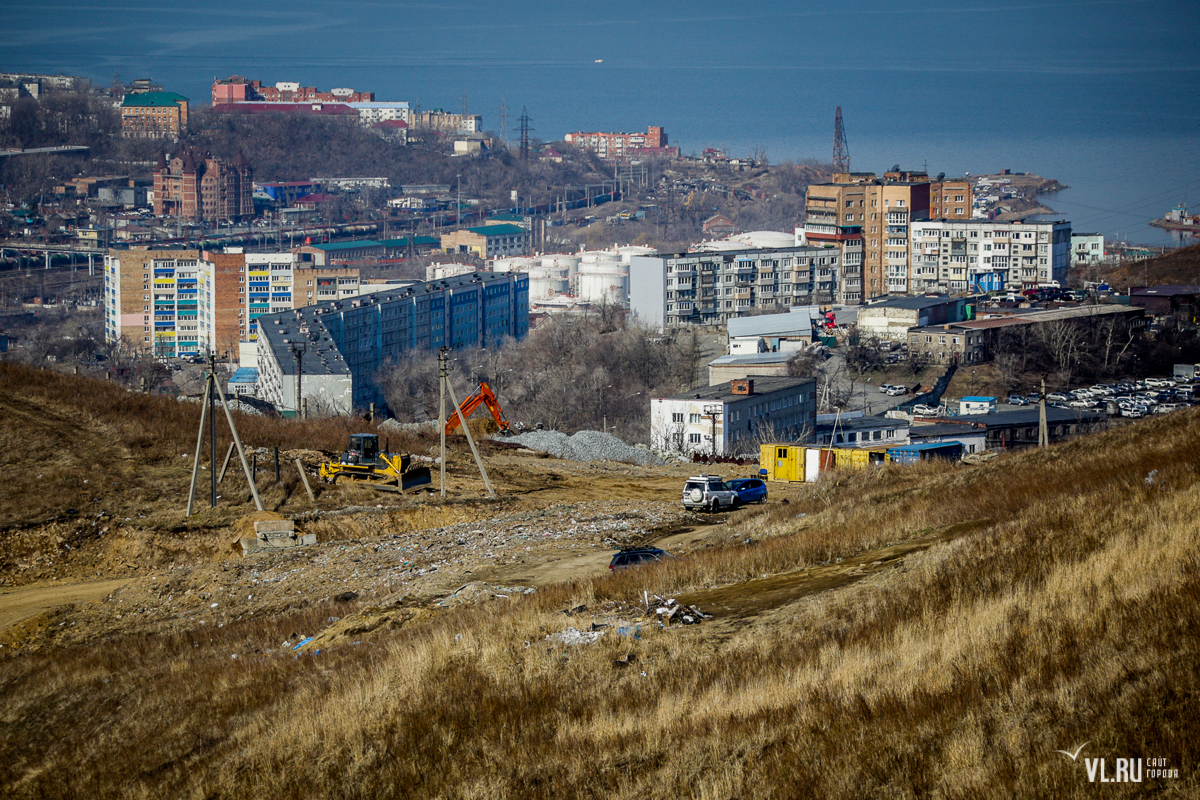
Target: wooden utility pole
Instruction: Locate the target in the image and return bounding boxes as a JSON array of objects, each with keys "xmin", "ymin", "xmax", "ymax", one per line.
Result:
[
  {"xmin": 1038, "ymin": 377, "xmax": 1048, "ymax": 448},
  {"xmin": 186, "ymin": 354, "xmax": 263, "ymax": 516}
]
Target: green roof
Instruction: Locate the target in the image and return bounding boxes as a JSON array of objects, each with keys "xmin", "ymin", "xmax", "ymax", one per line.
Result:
[
  {"xmin": 382, "ymin": 236, "xmax": 439, "ymax": 247},
  {"xmin": 309, "ymin": 239, "xmax": 385, "ymax": 251},
  {"xmin": 465, "ymin": 224, "xmax": 525, "ymax": 236},
  {"xmin": 121, "ymin": 92, "xmax": 188, "ymax": 108}
]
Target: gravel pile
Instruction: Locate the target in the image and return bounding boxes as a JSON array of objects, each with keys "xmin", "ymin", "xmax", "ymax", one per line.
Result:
[
  {"xmin": 502, "ymin": 429, "xmax": 661, "ymax": 466},
  {"xmin": 380, "ymin": 419, "xmax": 439, "ymax": 435}
]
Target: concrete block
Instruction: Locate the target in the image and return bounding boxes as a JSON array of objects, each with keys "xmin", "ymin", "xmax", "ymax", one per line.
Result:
[
  {"xmin": 300, "ymin": 533, "xmax": 317, "ymax": 546},
  {"xmin": 254, "ymin": 519, "xmax": 294, "ymax": 535},
  {"xmin": 266, "ymin": 536, "xmax": 298, "ymax": 548}
]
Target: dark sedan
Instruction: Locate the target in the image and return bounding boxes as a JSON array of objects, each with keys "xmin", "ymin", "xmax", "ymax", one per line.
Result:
[{"xmin": 725, "ymin": 478, "xmax": 768, "ymax": 504}]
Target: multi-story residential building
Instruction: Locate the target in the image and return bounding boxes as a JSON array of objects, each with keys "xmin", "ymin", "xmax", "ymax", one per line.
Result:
[
  {"xmin": 106, "ymin": 247, "xmax": 364, "ymax": 359},
  {"xmin": 154, "ymin": 148, "xmax": 253, "ymax": 222},
  {"xmin": 908, "ymin": 219, "xmax": 1072, "ymax": 293},
  {"xmin": 411, "ymin": 109, "xmax": 482, "ymax": 133},
  {"xmin": 564, "ymin": 126, "xmax": 679, "ymax": 162},
  {"xmin": 348, "ymin": 102, "xmax": 409, "ymax": 125},
  {"xmin": 804, "ymin": 170, "xmax": 973, "ymax": 300},
  {"xmin": 120, "ymin": 92, "xmax": 189, "ymax": 139},
  {"xmin": 104, "ymin": 249, "xmax": 204, "ymax": 358},
  {"xmin": 650, "ymin": 377, "xmax": 817, "ymax": 457},
  {"xmin": 1071, "ymin": 232, "xmax": 1105, "ymax": 265},
  {"xmin": 629, "ymin": 246, "xmax": 840, "ymax": 331},
  {"xmin": 212, "ymin": 76, "xmax": 374, "ymax": 105},
  {"xmin": 255, "ymin": 271, "xmax": 529, "ymax": 415},
  {"xmin": 441, "ymin": 224, "xmax": 530, "ymax": 258}
]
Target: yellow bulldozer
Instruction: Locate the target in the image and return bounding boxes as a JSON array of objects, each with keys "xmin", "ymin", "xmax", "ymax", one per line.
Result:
[{"xmin": 318, "ymin": 433, "xmax": 432, "ymax": 491}]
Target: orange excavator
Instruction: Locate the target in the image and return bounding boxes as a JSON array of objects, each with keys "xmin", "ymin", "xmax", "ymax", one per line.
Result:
[{"xmin": 446, "ymin": 382, "xmax": 511, "ymax": 435}]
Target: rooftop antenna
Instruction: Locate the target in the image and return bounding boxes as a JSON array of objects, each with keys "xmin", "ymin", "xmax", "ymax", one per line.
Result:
[{"xmin": 833, "ymin": 107, "xmax": 850, "ymax": 174}]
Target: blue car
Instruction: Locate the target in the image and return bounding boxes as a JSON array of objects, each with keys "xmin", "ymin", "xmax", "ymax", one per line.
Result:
[{"xmin": 725, "ymin": 478, "xmax": 768, "ymax": 504}]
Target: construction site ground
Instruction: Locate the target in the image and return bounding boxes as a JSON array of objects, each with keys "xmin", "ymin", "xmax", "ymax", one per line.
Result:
[{"xmin": 0, "ymin": 437, "xmax": 776, "ymax": 650}]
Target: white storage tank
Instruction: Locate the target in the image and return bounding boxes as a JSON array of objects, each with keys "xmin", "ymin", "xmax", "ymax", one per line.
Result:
[{"xmin": 577, "ymin": 261, "xmax": 629, "ymax": 306}]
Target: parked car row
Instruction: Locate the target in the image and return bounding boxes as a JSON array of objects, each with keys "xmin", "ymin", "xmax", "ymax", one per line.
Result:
[
  {"xmin": 681, "ymin": 475, "xmax": 768, "ymax": 512},
  {"xmin": 879, "ymin": 384, "xmax": 908, "ymax": 396}
]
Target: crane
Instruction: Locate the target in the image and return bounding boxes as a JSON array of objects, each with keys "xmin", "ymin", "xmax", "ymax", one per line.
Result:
[{"xmin": 446, "ymin": 382, "xmax": 511, "ymax": 435}]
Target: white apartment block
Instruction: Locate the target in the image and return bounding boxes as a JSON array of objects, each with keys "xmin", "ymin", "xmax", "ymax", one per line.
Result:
[
  {"xmin": 909, "ymin": 220, "xmax": 1072, "ymax": 294},
  {"xmin": 629, "ymin": 246, "xmax": 840, "ymax": 330},
  {"xmin": 1071, "ymin": 233, "xmax": 1105, "ymax": 265},
  {"xmin": 349, "ymin": 102, "xmax": 410, "ymax": 125},
  {"xmin": 650, "ymin": 377, "xmax": 817, "ymax": 457}
]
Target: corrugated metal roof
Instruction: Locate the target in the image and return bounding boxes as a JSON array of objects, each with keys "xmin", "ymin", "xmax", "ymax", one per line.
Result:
[
  {"xmin": 709, "ymin": 352, "xmax": 801, "ymax": 366},
  {"xmin": 308, "ymin": 240, "xmax": 385, "ymax": 251},
  {"xmin": 727, "ymin": 308, "xmax": 819, "ymax": 339}
]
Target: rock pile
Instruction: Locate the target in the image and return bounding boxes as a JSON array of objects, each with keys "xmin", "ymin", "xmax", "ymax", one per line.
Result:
[{"xmin": 501, "ymin": 429, "xmax": 661, "ymax": 466}]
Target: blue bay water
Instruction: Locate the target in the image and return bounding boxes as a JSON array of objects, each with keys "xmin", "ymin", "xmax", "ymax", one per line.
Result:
[{"xmin": 5, "ymin": 0, "xmax": 1198, "ymax": 246}]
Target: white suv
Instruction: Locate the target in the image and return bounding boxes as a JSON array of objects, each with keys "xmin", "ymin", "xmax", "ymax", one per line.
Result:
[{"xmin": 682, "ymin": 475, "xmax": 739, "ymax": 512}]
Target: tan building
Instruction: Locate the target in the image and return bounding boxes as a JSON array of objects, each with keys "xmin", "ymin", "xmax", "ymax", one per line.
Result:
[
  {"xmin": 441, "ymin": 224, "xmax": 529, "ymax": 258},
  {"xmin": 120, "ymin": 92, "xmax": 189, "ymax": 139},
  {"xmin": 805, "ymin": 171, "xmax": 973, "ymax": 301}
]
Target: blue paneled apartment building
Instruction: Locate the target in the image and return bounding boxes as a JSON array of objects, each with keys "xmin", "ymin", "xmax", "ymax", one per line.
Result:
[{"xmin": 255, "ymin": 271, "xmax": 528, "ymax": 415}]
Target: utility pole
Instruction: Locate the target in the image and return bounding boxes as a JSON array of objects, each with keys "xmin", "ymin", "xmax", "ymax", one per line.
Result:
[
  {"xmin": 439, "ymin": 347, "xmax": 447, "ymax": 497},
  {"xmin": 1038, "ymin": 377, "xmax": 1048, "ymax": 448},
  {"xmin": 291, "ymin": 341, "xmax": 307, "ymax": 419},
  {"xmin": 518, "ymin": 106, "xmax": 533, "ymax": 161}
]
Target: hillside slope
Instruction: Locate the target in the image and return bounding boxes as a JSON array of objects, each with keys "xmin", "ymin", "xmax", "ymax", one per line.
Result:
[
  {"xmin": 1, "ymin": 363, "xmax": 1198, "ymax": 798},
  {"xmin": 1109, "ymin": 242, "xmax": 1200, "ymax": 289}
]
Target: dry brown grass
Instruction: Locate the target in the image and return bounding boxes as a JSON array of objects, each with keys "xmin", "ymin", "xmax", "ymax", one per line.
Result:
[{"xmin": 2, "ymin": 363, "xmax": 1200, "ymax": 798}]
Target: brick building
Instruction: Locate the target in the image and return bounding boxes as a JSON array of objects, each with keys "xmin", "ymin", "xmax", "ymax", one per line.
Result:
[
  {"xmin": 804, "ymin": 170, "xmax": 973, "ymax": 300},
  {"xmin": 564, "ymin": 126, "xmax": 679, "ymax": 162},
  {"xmin": 212, "ymin": 76, "xmax": 374, "ymax": 105},
  {"xmin": 120, "ymin": 92, "xmax": 189, "ymax": 139},
  {"xmin": 154, "ymin": 148, "xmax": 254, "ymax": 222}
]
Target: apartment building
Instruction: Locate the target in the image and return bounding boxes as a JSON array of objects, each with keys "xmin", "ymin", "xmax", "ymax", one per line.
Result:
[
  {"xmin": 411, "ymin": 109, "xmax": 482, "ymax": 133},
  {"xmin": 804, "ymin": 171, "xmax": 973, "ymax": 300},
  {"xmin": 106, "ymin": 247, "xmax": 364, "ymax": 359},
  {"xmin": 104, "ymin": 249, "xmax": 203, "ymax": 359},
  {"xmin": 255, "ymin": 271, "xmax": 529, "ymax": 414},
  {"xmin": 564, "ymin": 126, "xmax": 679, "ymax": 162},
  {"xmin": 1071, "ymin": 233, "xmax": 1105, "ymax": 265},
  {"xmin": 628, "ymin": 245, "xmax": 840, "ymax": 331},
  {"xmin": 120, "ymin": 92, "xmax": 189, "ymax": 139},
  {"xmin": 650, "ymin": 377, "xmax": 817, "ymax": 457},
  {"xmin": 908, "ymin": 219, "xmax": 1072, "ymax": 293},
  {"xmin": 154, "ymin": 148, "xmax": 253, "ymax": 222}
]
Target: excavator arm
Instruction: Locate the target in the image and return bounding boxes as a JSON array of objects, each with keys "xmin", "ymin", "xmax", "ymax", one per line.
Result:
[{"xmin": 446, "ymin": 382, "xmax": 511, "ymax": 435}]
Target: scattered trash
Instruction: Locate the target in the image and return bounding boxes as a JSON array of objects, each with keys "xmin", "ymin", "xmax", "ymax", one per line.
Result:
[
  {"xmin": 292, "ymin": 637, "xmax": 313, "ymax": 650},
  {"xmin": 562, "ymin": 604, "xmax": 587, "ymax": 615},
  {"xmin": 654, "ymin": 599, "xmax": 711, "ymax": 626},
  {"xmin": 545, "ymin": 627, "xmax": 605, "ymax": 646}
]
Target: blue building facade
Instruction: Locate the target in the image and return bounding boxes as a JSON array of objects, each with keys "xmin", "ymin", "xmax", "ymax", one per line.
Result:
[{"xmin": 256, "ymin": 271, "xmax": 528, "ymax": 414}]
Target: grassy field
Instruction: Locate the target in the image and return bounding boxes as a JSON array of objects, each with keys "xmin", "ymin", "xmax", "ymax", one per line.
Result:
[{"xmin": 1, "ymin": 362, "xmax": 1198, "ymax": 798}]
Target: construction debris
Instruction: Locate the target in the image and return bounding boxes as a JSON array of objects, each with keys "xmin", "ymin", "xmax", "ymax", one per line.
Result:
[
  {"xmin": 239, "ymin": 518, "xmax": 316, "ymax": 555},
  {"xmin": 545, "ymin": 626, "xmax": 605, "ymax": 646},
  {"xmin": 655, "ymin": 598, "xmax": 711, "ymax": 625}
]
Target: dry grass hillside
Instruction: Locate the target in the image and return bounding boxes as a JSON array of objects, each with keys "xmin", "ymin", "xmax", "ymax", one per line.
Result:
[
  {"xmin": 1109, "ymin": 242, "xmax": 1200, "ymax": 289},
  {"xmin": 1, "ymin": 362, "xmax": 1199, "ymax": 798}
]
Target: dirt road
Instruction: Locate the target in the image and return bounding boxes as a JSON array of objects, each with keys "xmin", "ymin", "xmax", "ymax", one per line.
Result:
[{"xmin": 0, "ymin": 578, "xmax": 130, "ymax": 631}]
